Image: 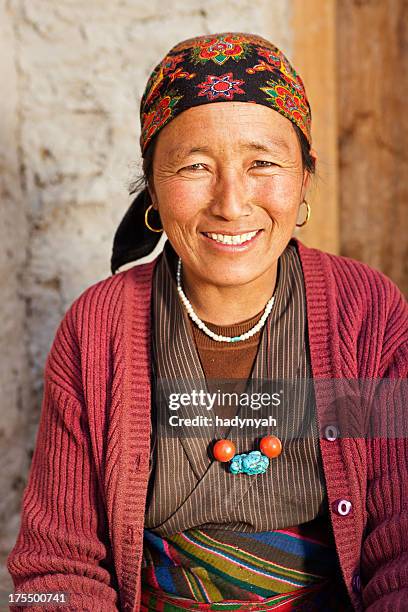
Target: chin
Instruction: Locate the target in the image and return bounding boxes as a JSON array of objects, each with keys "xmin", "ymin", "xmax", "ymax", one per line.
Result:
[{"xmin": 206, "ymin": 267, "xmax": 263, "ymax": 288}]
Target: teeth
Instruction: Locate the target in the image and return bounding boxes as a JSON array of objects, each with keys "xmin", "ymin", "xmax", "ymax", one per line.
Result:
[{"xmin": 206, "ymin": 231, "xmax": 258, "ymax": 245}]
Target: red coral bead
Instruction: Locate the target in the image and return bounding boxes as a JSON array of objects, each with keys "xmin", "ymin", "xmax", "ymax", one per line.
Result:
[
  {"xmin": 260, "ymin": 435, "xmax": 282, "ymax": 458},
  {"xmin": 213, "ymin": 439, "xmax": 236, "ymax": 462}
]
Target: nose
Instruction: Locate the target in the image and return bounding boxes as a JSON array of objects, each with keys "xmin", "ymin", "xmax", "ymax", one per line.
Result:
[{"xmin": 209, "ymin": 169, "xmax": 252, "ymax": 221}]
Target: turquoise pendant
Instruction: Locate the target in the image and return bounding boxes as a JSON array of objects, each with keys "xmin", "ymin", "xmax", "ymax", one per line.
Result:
[{"xmin": 230, "ymin": 450, "xmax": 269, "ymax": 475}]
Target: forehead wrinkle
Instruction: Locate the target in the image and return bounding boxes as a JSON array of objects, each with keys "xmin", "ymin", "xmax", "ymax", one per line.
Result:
[
  {"xmin": 238, "ymin": 138, "xmax": 291, "ymax": 154},
  {"xmin": 166, "ymin": 145, "xmax": 212, "ymax": 162},
  {"xmin": 166, "ymin": 138, "xmax": 291, "ymax": 162}
]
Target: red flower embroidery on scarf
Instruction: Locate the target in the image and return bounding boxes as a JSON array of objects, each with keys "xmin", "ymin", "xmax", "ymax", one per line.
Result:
[
  {"xmin": 161, "ymin": 53, "xmax": 185, "ymax": 74},
  {"xmin": 172, "ymin": 33, "xmax": 273, "ymax": 53},
  {"xmin": 197, "ymin": 73, "xmax": 245, "ymax": 100},
  {"xmin": 246, "ymin": 59, "xmax": 277, "ymax": 75},
  {"xmin": 142, "ymin": 54, "xmax": 187, "ymax": 109},
  {"xmin": 141, "ymin": 93, "xmax": 182, "ymax": 149},
  {"xmin": 143, "ymin": 67, "xmax": 166, "ymax": 108},
  {"xmin": 279, "ymin": 67, "xmax": 308, "ymax": 101},
  {"xmin": 167, "ymin": 67, "xmax": 196, "ymax": 84},
  {"xmin": 260, "ymin": 81, "xmax": 309, "ymax": 140},
  {"xmin": 192, "ymin": 34, "xmax": 249, "ymax": 65},
  {"xmin": 257, "ymin": 47, "xmax": 282, "ymax": 68}
]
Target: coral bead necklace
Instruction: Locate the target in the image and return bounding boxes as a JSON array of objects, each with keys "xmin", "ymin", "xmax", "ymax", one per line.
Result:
[{"xmin": 212, "ymin": 436, "xmax": 282, "ymax": 475}]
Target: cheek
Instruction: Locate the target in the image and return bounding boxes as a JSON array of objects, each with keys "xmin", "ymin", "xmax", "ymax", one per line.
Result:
[
  {"xmin": 156, "ymin": 178, "xmax": 210, "ymax": 228},
  {"xmin": 254, "ymin": 175, "xmax": 301, "ymax": 215},
  {"xmin": 157, "ymin": 178, "xmax": 206, "ymax": 201}
]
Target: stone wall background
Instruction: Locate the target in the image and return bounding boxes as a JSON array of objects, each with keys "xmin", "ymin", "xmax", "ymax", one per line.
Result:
[{"xmin": 0, "ymin": 0, "xmax": 292, "ymax": 592}]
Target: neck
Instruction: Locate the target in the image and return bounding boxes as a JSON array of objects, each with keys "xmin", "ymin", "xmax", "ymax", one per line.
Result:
[{"xmin": 180, "ymin": 260, "xmax": 278, "ymax": 326}]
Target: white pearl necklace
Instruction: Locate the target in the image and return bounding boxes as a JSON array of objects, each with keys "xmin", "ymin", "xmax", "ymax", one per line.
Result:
[{"xmin": 176, "ymin": 257, "xmax": 275, "ymax": 343}]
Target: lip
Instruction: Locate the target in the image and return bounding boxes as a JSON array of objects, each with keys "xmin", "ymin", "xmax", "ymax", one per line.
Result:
[
  {"xmin": 201, "ymin": 230, "xmax": 261, "ymax": 236},
  {"xmin": 200, "ymin": 229, "xmax": 263, "ymax": 252}
]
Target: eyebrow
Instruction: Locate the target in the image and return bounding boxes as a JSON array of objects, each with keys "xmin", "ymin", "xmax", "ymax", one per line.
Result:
[
  {"xmin": 167, "ymin": 145, "xmax": 211, "ymax": 160},
  {"xmin": 239, "ymin": 139, "xmax": 291, "ymax": 154},
  {"xmin": 167, "ymin": 138, "xmax": 291, "ymax": 160}
]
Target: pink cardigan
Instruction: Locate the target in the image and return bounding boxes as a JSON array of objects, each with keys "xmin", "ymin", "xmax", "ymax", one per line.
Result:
[{"xmin": 7, "ymin": 238, "xmax": 408, "ymax": 612}]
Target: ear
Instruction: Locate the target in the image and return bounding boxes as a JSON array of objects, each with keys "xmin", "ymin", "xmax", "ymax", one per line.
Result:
[
  {"xmin": 301, "ymin": 147, "xmax": 317, "ymax": 200},
  {"xmin": 310, "ymin": 147, "xmax": 318, "ymax": 167},
  {"xmin": 147, "ymin": 181, "xmax": 158, "ymax": 210}
]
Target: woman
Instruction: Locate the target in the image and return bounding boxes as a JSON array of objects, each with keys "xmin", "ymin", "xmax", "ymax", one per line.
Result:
[{"xmin": 7, "ymin": 33, "xmax": 408, "ymax": 612}]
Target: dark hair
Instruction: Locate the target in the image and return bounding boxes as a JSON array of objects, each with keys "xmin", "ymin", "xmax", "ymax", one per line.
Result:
[
  {"xmin": 129, "ymin": 140, "xmax": 157, "ymax": 197},
  {"xmin": 293, "ymin": 124, "xmax": 316, "ymax": 175}
]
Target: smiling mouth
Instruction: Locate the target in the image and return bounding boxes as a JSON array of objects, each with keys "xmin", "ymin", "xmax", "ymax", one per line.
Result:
[{"xmin": 202, "ymin": 230, "xmax": 261, "ymax": 246}]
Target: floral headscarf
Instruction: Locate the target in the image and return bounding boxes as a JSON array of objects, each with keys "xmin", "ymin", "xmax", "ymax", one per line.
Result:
[{"xmin": 140, "ymin": 32, "xmax": 312, "ymax": 155}]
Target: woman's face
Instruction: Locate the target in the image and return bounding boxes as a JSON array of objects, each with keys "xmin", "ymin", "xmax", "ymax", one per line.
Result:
[{"xmin": 149, "ymin": 102, "xmax": 314, "ymax": 289}]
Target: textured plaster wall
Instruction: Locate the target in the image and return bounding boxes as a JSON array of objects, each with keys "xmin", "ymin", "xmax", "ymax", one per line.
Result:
[{"xmin": 0, "ymin": 0, "xmax": 292, "ymax": 591}]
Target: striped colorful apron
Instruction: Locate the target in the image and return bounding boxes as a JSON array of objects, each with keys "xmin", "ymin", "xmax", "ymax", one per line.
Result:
[{"xmin": 141, "ymin": 523, "xmax": 350, "ymax": 611}]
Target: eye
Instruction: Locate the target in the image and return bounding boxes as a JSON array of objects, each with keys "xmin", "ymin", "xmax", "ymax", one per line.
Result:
[
  {"xmin": 183, "ymin": 163, "xmax": 206, "ymax": 171},
  {"xmin": 251, "ymin": 160, "xmax": 275, "ymax": 168}
]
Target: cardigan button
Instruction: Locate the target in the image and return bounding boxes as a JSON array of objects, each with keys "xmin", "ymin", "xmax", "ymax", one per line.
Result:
[
  {"xmin": 352, "ymin": 572, "xmax": 362, "ymax": 593},
  {"xmin": 333, "ymin": 499, "xmax": 352, "ymax": 516},
  {"xmin": 324, "ymin": 425, "xmax": 339, "ymax": 441}
]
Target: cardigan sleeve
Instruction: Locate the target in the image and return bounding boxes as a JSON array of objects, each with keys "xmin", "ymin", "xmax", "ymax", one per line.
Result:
[
  {"xmin": 6, "ymin": 306, "xmax": 120, "ymax": 611},
  {"xmin": 361, "ymin": 281, "xmax": 408, "ymax": 611}
]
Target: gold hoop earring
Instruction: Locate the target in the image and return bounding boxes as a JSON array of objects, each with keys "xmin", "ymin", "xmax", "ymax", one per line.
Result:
[
  {"xmin": 296, "ymin": 200, "xmax": 311, "ymax": 227},
  {"xmin": 144, "ymin": 204, "xmax": 163, "ymax": 233}
]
